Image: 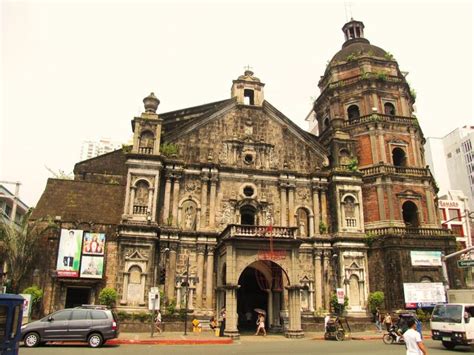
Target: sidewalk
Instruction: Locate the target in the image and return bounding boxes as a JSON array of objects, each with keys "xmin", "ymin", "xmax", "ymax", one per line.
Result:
[{"xmin": 108, "ymin": 329, "xmax": 430, "ymax": 345}]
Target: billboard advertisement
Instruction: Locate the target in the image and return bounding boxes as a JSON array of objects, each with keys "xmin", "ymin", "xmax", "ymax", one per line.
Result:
[
  {"xmin": 80, "ymin": 255, "xmax": 104, "ymax": 279},
  {"xmin": 410, "ymin": 251, "xmax": 442, "ymax": 267},
  {"xmin": 403, "ymin": 282, "xmax": 446, "ymax": 308},
  {"xmin": 56, "ymin": 229, "xmax": 84, "ymax": 277},
  {"xmin": 82, "ymin": 232, "xmax": 105, "ymax": 255}
]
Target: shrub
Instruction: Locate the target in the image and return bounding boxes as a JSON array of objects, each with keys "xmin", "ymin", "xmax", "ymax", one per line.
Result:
[
  {"xmin": 22, "ymin": 285, "xmax": 44, "ymax": 307},
  {"xmin": 166, "ymin": 301, "xmax": 176, "ymax": 315},
  {"xmin": 117, "ymin": 311, "xmax": 132, "ymax": 322},
  {"xmin": 161, "ymin": 143, "xmax": 179, "ymax": 157},
  {"xmin": 376, "ymin": 72, "xmax": 387, "ymax": 81},
  {"xmin": 134, "ymin": 312, "xmax": 152, "ymax": 322},
  {"xmin": 348, "ymin": 158, "xmax": 358, "ymax": 172},
  {"xmin": 319, "ymin": 221, "xmax": 327, "ymax": 234},
  {"xmin": 98, "ymin": 287, "xmax": 118, "ymax": 308},
  {"xmin": 330, "ymin": 294, "xmax": 349, "ymax": 315},
  {"xmin": 367, "ymin": 291, "xmax": 385, "ymax": 313}
]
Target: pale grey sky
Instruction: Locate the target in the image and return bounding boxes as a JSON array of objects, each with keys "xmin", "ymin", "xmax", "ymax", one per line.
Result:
[{"xmin": 1, "ymin": 0, "xmax": 473, "ymax": 206}]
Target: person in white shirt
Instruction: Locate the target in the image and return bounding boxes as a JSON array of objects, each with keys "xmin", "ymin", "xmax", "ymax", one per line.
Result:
[{"xmin": 403, "ymin": 318, "xmax": 427, "ymax": 355}]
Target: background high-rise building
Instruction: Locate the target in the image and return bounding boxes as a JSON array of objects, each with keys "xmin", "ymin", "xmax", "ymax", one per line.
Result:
[
  {"xmin": 80, "ymin": 138, "xmax": 123, "ymax": 161},
  {"xmin": 425, "ymin": 126, "xmax": 474, "ymax": 210}
]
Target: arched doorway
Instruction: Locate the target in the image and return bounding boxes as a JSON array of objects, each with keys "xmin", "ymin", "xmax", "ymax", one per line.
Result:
[
  {"xmin": 237, "ymin": 260, "xmax": 288, "ymax": 332},
  {"xmin": 402, "ymin": 201, "xmax": 419, "ymax": 227}
]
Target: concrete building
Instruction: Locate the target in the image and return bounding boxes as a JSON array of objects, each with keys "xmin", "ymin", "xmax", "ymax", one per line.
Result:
[
  {"xmin": 0, "ymin": 184, "xmax": 29, "ymax": 224},
  {"xmin": 80, "ymin": 138, "xmax": 123, "ymax": 161},
  {"xmin": 425, "ymin": 126, "xmax": 474, "ymax": 210},
  {"xmin": 29, "ymin": 19, "xmax": 459, "ymax": 338}
]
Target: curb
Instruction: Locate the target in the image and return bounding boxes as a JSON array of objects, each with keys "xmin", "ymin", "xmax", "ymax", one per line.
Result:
[{"xmin": 108, "ymin": 338, "xmax": 233, "ymax": 345}]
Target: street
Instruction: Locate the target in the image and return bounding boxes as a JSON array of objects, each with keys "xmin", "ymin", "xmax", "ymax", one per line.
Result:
[{"xmin": 20, "ymin": 339, "xmax": 474, "ymax": 354}]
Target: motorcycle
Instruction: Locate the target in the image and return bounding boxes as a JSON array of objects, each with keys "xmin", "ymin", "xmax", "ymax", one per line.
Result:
[{"xmin": 382, "ymin": 325, "xmax": 405, "ymax": 345}]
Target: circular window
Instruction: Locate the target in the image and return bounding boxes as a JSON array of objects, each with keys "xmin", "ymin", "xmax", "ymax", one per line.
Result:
[
  {"xmin": 243, "ymin": 186, "xmax": 254, "ymax": 197},
  {"xmin": 244, "ymin": 154, "xmax": 254, "ymax": 164}
]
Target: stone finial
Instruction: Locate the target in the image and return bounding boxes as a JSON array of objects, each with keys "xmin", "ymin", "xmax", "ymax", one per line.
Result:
[{"xmin": 143, "ymin": 92, "xmax": 160, "ymax": 113}]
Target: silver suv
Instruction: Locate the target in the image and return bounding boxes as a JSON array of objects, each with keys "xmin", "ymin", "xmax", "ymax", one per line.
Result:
[{"xmin": 21, "ymin": 305, "xmax": 119, "ymax": 348}]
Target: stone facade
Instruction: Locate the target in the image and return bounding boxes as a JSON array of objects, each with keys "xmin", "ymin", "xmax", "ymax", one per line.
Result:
[{"xmin": 30, "ymin": 19, "xmax": 460, "ymax": 339}]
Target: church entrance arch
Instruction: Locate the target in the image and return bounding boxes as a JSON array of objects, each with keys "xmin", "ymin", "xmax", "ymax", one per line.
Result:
[{"xmin": 237, "ymin": 260, "xmax": 289, "ymax": 332}]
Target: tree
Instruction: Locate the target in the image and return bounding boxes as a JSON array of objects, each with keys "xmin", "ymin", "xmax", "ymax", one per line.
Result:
[
  {"xmin": 367, "ymin": 291, "xmax": 385, "ymax": 313},
  {"xmin": 330, "ymin": 294, "xmax": 349, "ymax": 315},
  {"xmin": 0, "ymin": 209, "xmax": 55, "ymax": 293}
]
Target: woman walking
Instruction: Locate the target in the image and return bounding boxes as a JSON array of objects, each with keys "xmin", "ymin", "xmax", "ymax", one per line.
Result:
[{"xmin": 255, "ymin": 312, "xmax": 266, "ymax": 336}]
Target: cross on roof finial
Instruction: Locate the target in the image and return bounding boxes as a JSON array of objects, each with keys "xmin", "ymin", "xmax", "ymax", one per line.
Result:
[{"xmin": 244, "ymin": 65, "xmax": 253, "ymax": 71}]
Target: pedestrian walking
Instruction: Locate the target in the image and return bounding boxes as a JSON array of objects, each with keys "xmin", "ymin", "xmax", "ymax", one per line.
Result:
[
  {"xmin": 403, "ymin": 318, "xmax": 427, "ymax": 355},
  {"xmin": 375, "ymin": 307, "xmax": 382, "ymax": 332},
  {"xmin": 255, "ymin": 312, "xmax": 266, "ymax": 336},
  {"xmin": 383, "ymin": 312, "xmax": 392, "ymax": 332},
  {"xmin": 154, "ymin": 310, "xmax": 162, "ymax": 334}
]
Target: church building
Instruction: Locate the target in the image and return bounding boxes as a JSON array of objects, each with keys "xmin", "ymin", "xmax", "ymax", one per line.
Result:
[{"xmin": 31, "ymin": 19, "xmax": 459, "ymax": 338}]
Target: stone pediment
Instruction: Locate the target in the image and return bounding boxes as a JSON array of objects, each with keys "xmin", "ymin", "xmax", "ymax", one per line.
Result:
[
  {"xmin": 125, "ymin": 249, "xmax": 147, "ymax": 261},
  {"xmin": 162, "ymin": 99, "xmax": 329, "ymax": 173}
]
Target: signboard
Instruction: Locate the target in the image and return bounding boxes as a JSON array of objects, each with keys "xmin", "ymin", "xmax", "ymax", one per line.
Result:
[
  {"xmin": 257, "ymin": 250, "xmax": 286, "ymax": 261},
  {"xmin": 56, "ymin": 229, "xmax": 84, "ymax": 277},
  {"xmin": 80, "ymin": 255, "xmax": 104, "ymax": 279},
  {"xmin": 458, "ymin": 259, "xmax": 474, "ymax": 268},
  {"xmin": 439, "ymin": 200, "xmax": 461, "ymax": 209},
  {"xmin": 336, "ymin": 288, "xmax": 345, "ymax": 305},
  {"xmin": 148, "ymin": 287, "xmax": 160, "ymax": 311},
  {"xmin": 19, "ymin": 293, "xmax": 32, "ymax": 322},
  {"xmin": 403, "ymin": 282, "xmax": 446, "ymax": 306},
  {"xmin": 82, "ymin": 233, "xmax": 105, "ymax": 255},
  {"xmin": 410, "ymin": 251, "xmax": 442, "ymax": 267}
]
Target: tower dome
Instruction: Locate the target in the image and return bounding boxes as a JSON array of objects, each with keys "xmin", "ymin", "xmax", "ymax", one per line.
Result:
[{"xmin": 329, "ymin": 19, "xmax": 388, "ymax": 65}]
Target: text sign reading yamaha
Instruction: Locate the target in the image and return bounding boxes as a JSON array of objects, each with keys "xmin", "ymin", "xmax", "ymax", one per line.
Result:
[{"xmin": 457, "ymin": 259, "xmax": 474, "ymax": 268}]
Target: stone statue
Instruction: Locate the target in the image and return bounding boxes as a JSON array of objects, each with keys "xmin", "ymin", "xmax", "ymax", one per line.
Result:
[{"xmin": 184, "ymin": 203, "xmax": 196, "ymax": 230}]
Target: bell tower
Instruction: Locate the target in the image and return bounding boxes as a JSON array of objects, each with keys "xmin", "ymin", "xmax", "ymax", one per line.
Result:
[
  {"xmin": 312, "ymin": 19, "xmax": 458, "ymax": 309},
  {"xmin": 122, "ymin": 93, "xmax": 163, "ymax": 223},
  {"xmin": 231, "ymin": 69, "xmax": 265, "ymax": 106}
]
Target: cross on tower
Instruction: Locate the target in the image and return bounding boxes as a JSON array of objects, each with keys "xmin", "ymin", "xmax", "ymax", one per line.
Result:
[{"xmin": 244, "ymin": 65, "xmax": 253, "ymax": 72}]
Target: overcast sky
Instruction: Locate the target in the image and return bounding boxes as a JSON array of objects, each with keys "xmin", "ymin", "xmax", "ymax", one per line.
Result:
[{"xmin": 1, "ymin": 0, "xmax": 473, "ymax": 206}]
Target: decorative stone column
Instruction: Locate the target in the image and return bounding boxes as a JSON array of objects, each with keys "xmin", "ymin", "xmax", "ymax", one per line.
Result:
[
  {"xmin": 200, "ymin": 175, "xmax": 209, "ymax": 228},
  {"xmin": 120, "ymin": 272, "xmax": 130, "ymax": 305},
  {"xmin": 196, "ymin": 245, "xmax": 205, "ymax": 309},
  {"xmin": 172, "ymin": 176, "xmax": 180, "ymax": 226},
  {"xmin": 386, "ymin": 177, "xmax": 395, "ymax": 220},
  {"xmin": 128, "ymin": 187, "xmax": 136, "ymax": 215},
  {"xmin": 224, "ymin": 284, "xmax": 240, "ymax": 339},
  {"xmin": 314, "ymin": 250, "xmax": 323, "ymax": 311},
  {"xmin": 288, "ymin": 185, "xmax": 295, "ymax": 226},
  {"xmin": 267, "ymin": 289, "xmax": 273, "ymax": 327},
  {"xmin": 323, "ymin": 251, "xmax": 331, "ymax": 310},
  {"xmin": 312, "ymin": 187, "xmax": 320, "ymax": 234},
  {"xmin": 209, "ymin": 177, "xmax": 218, "ymax": 228},
  {"xmin": 285, "ymin": 285, "xmax": 304, "ymax": 338},
  {"xmin": 376, "ymin": 177, "xmax": 386, "ymax": 220},
  {"xmin": 205, "ymin": 247, "xmax": 214, "ymax": 309},
  {"xmin": 320, "ymin": 189, "xmax": 328, "ymax": 228},
  {"xmin": 162, "ymin": 174, "xmax": 172, "ymax": 224},
  {"xmin": 175, "ymin": 280, "xmax": 182, "ymax": 310},
  {"xmin": 308, "ymin": 282, "xmax": 315, "ymax": 312},
  {"xmin": 280, "ymin": 184, "xmax": 287, "ymax": 226},
  {"xmin": 166, "ymin": 245, "xmax": 177, "ymax": 302}
]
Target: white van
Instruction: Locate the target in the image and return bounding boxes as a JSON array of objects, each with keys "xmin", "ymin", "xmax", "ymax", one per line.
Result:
[{"xmin": 430, "ymin": 303, "xmax": 474, "ymax": 350}]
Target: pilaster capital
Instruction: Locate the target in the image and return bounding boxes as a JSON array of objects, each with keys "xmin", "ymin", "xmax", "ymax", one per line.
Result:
[
  {"xmin": 313, "ymin": 250, "xmax": 323, "ymax": 259},
  {"xmin": 207, "ymin": 245, "xmax": 215, "ymax": 255},
  {"xmin": 323, "ymin": 250, "xmax": 332, "ymax": 259},
  {"xmin": 196, "ymin": 244, "xmax": 206, "ymax": 254},
  {"xmin": 169, "ymin": 242, "xmax": 179, "ymax": 253}
]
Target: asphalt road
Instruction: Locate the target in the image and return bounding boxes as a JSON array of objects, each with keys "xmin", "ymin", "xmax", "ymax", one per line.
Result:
[{"xmin": 20, "ymin": 339, "xmax": 474, "ymax": 354}]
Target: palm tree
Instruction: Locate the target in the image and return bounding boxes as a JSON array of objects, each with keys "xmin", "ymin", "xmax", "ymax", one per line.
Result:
[{"xmin": 0, "ymin": 209, "xmax": 55, "ymax": 293}]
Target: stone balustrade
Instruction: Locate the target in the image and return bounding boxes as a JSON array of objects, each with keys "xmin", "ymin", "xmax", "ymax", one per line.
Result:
[
  {"xmin": 360, "ymin": 163, "xmax": 431, "ymax": 177},
  {"xmin": 366, "ymin": 226, "xmax": 453, "ymax": 237},
  {"xmin": 219, "ymin": 224, "xmax": 297, "ymax": 240},
  {"xmin": 342, "ymin": 113, "xmax": 417, "ymax": 127}
]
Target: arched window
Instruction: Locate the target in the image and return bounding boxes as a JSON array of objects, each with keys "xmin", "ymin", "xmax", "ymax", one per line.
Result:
[
  {"xmin": 139, "ymin": 131, "xmax": 155, "ymax": 154},
  {"xmin": 296, "ymin": 208, "xmax": 310, "ymax": 237},
  {"xmin": 384, "ymin": 102, "xmax": 396, "ymax": 115},
  {"xmin": 392, "ymin": 147, "xmax": 407, "ymax": 167},
  {"xmin": 347, "ymin": 105, "xmax": 360, "ymax": 121},
  {"xmin": 402, "ymin": 201, "xmax": 419, "ymax": 227},
  {"xmin": 420, "ymin": 276, "xmax": 433, "ymax": 283},
  {"xmin": 133, "ymin": 180, "xmax": 149, "ymax": 215},
  {"xmin": 343, "ymin": 195, "xmax": 357, "ymax": 227},
  {"xmin": 240, "ymin": 205, "xmax": 256, "ymax": 225}
]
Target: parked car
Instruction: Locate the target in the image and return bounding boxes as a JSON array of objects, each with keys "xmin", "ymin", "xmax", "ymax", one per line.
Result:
[{"xmin": 21, "ymin": 305, "xmax": 119, "ymax": 348}]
